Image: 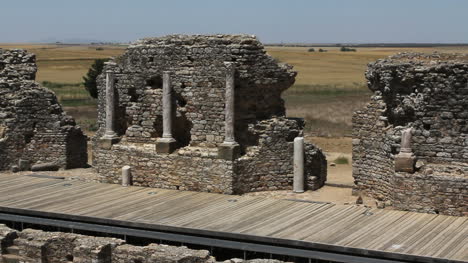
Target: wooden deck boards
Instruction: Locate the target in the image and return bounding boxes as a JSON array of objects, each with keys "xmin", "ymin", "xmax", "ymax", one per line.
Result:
[{"xmin": 0, "ymin": 174, "xmax": 466, "ymax": 262}]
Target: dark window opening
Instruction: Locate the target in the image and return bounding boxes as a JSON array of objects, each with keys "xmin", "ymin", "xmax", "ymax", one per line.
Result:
[
  {"xmin": 146, "ymin": 76, "xmax": 162, "ymax": 89},
  {"xmin": 24, "ymin": 133, "xmax": 34, "ymax": 144},
  {"xmin": 175, "ymin": 94, "xmax": 187, "ymax": 108},
  {"xmin": 423, "ymin": 123, "xmax": 431, "ymax": 130},
  {"xmin": 128, "ymin": 87, "xmax": 138, "ymax": 102},
  {"xmin": 65, "ymin": 255, "xmax": 74, "ymax": 261}
]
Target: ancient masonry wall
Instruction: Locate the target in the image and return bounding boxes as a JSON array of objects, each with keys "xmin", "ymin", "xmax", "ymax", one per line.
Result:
[
  {"xmin": 0, "ymin": 49, "xmax": 87, "ymax": 171},
  {"xmin": 0, "ymin": 224, "xmax": 289, "ymax": 263},
  {"xmin": 353, "ymin": 53, "xmax": 468, "ymax": 216},
  {"xmin": 93, "ymin": 35, "xmax": 326, "ymax": 194}
]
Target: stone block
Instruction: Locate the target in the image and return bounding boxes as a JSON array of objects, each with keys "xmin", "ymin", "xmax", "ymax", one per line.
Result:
[
  {"xmin": 217, "ymin": 143, "xmax": 240, "ymax": 161},
  {"xmin": 18, "ymin": 159, "xmax": 30, "ymax": 171},
  {"xmin": 31, "ymin": 162, "xmax": 59, "ymax": 172},
  {"xmin": 395, "ymin": 153, "xmax": 416, "ymax": 173},
  {"xmin": 99, "ymin": 137, "xmax": 120, "ymax": 150},
  {"xmin": 156, "ymin": 138, "xmax": 177, "ymax": 154},
  {"xmin": 73, "ymin": 236, "xmax": 125, "ymax": 263}
]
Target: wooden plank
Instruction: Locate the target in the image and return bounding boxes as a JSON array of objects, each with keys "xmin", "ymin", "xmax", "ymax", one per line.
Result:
[
  {"xmin": 381, "ymin": 214, "xmax": 443, "ymax": 253},
  {"xmin": 25, "ymin": 183, "xmax": 119, "ymax": 210},
  {"xmin": 166, "ymin": 194, "xmax": 240, "ymax": 226},
  {"xmin": 417, "ymin": 217, "xmax": 466, "ymax": 257},
  {"xmin": 0, "ymin": 177, "xmax": 65, "ymax": 197},
  {"xmin": 447, "ymin": 234, "xmax": 468, "ymax": 261},
  {"xmin": 97, "ymin": 192, "xmax": 204, "ymax": 221},
  {"xmin": 364, "ymin": 212, "xmax": 437, "ymax": 251},
  {"xmin": 0, "ymin": 175, "xmax": 46, "ymax": 188},
  {"xmin": 3, "ymin": 181, "xmax": 101, "ymax": 209},
  {"xmin": 427, "ymin": 217, "xmax": 468, "ymax": 258},
  {"xmin": 63, "ymin": 187, "xmax": 152, "ymax": 216},
  {"xmin": 176, "ymin": 196, "xmax": 263, "ymax": 228},
  {"xmin": 439, "ymin": 228, "xmax": 468, "ymax": 260},
  {"xmin": 402, "ymin": 216, "xmax": 459, "ymax": 255},
  {"xmin": 93, "ymin": 189, "xmax": 176, "ymax": 219},
  {"xmin": 51, "ymin": 183, "xmax": 146, "ymax": 214},
  {"xmin": 334, "ymin": 210, "xmax": 408, "ymax": 247},
  {"xmin": 346, "ymin": 212, "xmax": 422, "ymax": 249},
  {"xmin": 263, "ymin": 203, "xmax": 334, "ymax": 237},
  {"xmin": 235, "ymin": 201, "xmax": 319, "ymax": 234},
  {"xmin": 0, "ymin": 180, "xmax": 91, "ymax": 207},
  {"xmin": 191, "ymin": 198, "xmax": 275, "ymax": 230},
  {"xmin": 112, "ymin": 190, "xmax": 189, "ymax": 221},
  {"xmin": 302, "ymin": 206, "xmax": 371, "ymax": 242},
  {"xmin": 219, "ymin": 199, "xmax": 297, "ymax": 233},
  {"xmin": 273, "ymin": 205, "xmax": 353, "ymax": 239},
  {"xmin": 114, "ymin": 191, "xmax": 200, "ymax": 222},
  {"xmin": 150, "ymin": 193, "xmax": 228, "ymax": 225},
  {"xmin": 317, "ymin": 208, "xmax": 387, "ymax": 244}
]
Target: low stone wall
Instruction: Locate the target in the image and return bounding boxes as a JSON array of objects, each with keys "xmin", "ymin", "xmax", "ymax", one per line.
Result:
[
  {"xmin": 94, "ymin": 117, "xmax": 326, "ymax": 194},
  {"xmin": 393, "ymin": 165, "xmax": 468, "ymax": 216},
  {"xmin": 0, "ymin": 225, "xmax": 290, "ymax": 263},
  {"xmin": 94, "ymin": 143, "xmax": 235, "ymax": 193}
]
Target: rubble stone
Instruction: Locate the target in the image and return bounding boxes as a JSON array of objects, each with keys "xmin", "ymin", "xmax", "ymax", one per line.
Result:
[
  {"xmin": 92, "ymin": 35, "xmax": 326, "ymax": 194},
  {"xmin": 353, "ymin": 52, "xmax": 468, "ymax": 216},
  {"xmin": 0, "ymin": 49, "xmax": 87, "ymax": 171}
]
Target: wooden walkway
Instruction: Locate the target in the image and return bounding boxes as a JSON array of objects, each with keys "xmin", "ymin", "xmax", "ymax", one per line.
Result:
[{"xmin": 0, "ymin": 173, "xmax": 466, "ymax": 262}]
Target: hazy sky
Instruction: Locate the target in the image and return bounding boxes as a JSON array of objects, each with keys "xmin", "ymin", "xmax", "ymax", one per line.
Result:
[{"xmin": 2, "ymin": 0, "xmax": 468, "ymax": 43}]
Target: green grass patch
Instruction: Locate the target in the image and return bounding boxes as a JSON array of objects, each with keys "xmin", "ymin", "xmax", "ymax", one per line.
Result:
[
  {"xmin": 284, "ymin": 83, "xmax": 369, "ymax": 97},
  {"xmin": 41, "ymin": 81, "xmax": 96, "ymax": 107},
  {"xmin": 334, "ymin": 156, "xmax": 350, "ymax": 164}
]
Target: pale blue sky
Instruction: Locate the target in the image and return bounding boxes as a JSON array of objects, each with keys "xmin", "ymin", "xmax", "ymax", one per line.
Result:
[{"xmin": 1, "ymin": 0, "xmax": 467, "ymax": 43}]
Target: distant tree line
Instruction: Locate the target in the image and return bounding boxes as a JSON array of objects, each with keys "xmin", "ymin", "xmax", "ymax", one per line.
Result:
[{"xmin": 340, "ymin": 46, "xmax": 356, "ymax": 52}]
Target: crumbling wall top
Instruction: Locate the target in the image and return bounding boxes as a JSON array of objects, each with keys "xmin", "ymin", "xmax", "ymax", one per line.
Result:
[{"xmin": 0, "ymin": 49, "xmax": 37, "ymax": 81}]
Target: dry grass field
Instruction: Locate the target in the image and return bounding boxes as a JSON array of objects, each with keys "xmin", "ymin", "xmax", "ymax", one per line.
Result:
[{"xmin": 1, "ymin": 43, "xmax": 468, "ymax": 143}]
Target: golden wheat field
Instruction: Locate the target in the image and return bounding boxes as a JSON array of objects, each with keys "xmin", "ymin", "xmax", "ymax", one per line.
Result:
[{"xmin": 1, "ymin": 43, "xmax": 468, "ymax": 138}]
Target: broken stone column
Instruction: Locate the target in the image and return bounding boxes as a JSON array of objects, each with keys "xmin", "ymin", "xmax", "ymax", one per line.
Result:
[
  {"xmin": 218, "ymin": 62, "xmax": 240, "ymax": 161},
  {"xmin": 395, "ymin": 128, "xmax": 416, "ymax": 173},
  {"xmin": 100, "ymin": 62, "xmax": 120, "ymax": 150},
  {"xmin": 156, "ymin": 71, "xmax": 177, "ymax": 154},
  {"xmin": 293, "ymin": 137, "xmax": 305, "ymax": 193},
  {"xmin": 122, "ymin": 165, "xmax": 132, "ymax": 186}
]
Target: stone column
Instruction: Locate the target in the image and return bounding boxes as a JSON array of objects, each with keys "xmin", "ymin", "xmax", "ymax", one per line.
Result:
[
  {"xmin": 395, "ymin": 128, "xmax": 416, "ymax": 173},
  {"xmin": 293, "ymin": 137, "xmax": 305, "ymax": 193},
  {"xmin": 100, "ymin": 62, "xmax": 120, "ymax": 149},
  {"xmin": 223, "ymin": 62, "xmax": 236, "ymax": 144},
  {"xmin": 218, "ymin": 62, "xmax": 240, "ymax": 160},
  {"xmin": 122, "ymin": 166, "xmax": 132, "ymax": 186},
  {"xmin": 156, "ymin": 71, "xmax": 177, "ymax": 154},
  {"xmin": 162, "ymin": 71, "xmax": 174, "ymax": 140}
]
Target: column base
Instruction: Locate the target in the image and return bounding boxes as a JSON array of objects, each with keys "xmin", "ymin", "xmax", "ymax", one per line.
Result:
[
  {"xmin": 156, "ymin": 138, "xmax": 177, "ymax": 154},
  {"xmin": 217, "ymin": 142, "xmax": 240, "ymax": 161},
  {"xmin": 99, "ymin": 136, "xmax": 120, "ymax": 150},
  {"xmin": 395, "ymin": 152, "xmax": 416, "ymax": 173}
]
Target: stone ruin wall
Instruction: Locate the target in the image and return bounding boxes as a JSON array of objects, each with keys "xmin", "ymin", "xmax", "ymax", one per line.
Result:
[
  {"xmin": 0, "ymin": 224, "xmax": 290, "ymax": 263},
  {"xmin": 93, "ymin": 35, "xmax": 326, "ymax": 194},
  {"xmin": 353, "ymin": 53, "xmax": 468, "ymax": 216},
  {"xmin": 0, "ymin": 49, "xmax": 87, "ymax": 171}
]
